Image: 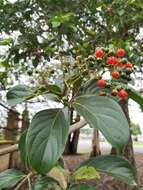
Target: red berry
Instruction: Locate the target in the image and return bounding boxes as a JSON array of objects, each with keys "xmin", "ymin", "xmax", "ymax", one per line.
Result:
[
  {"xmin": 106, "ymin": 56, "xmax": 119, "ymax": 66},
  {"xmin": 97, "ymin": 79, "xmax": 106, "ymax": 88},
  {"xmin": 95, "ymin": 49, "xmax": 105, "ymax": 58},
  {"xmin": 124, "ymin": 62, "xmax": 133, "ymax": 69},
  {"xmin": 116, "ymin": 49, "xmax": 125, "ymax": 57},
  {"xmin": 112, "ymin": 71, "xmax": 120, "ymax": 79},
  {"xmin": 117, "ymin": 89, "xmax": 128, "ymax": 100}
]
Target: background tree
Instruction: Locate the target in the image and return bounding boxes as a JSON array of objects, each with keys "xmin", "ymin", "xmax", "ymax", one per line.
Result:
[{"xmin": 0, "ymin": 1, "xmax": 143, "ymax": 183}]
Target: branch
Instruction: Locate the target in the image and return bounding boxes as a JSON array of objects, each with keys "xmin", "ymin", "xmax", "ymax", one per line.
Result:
[
  {"xmin": 69, "ymin": 119, "xmax": 87, "ymax": 133},
  {"xmin": 0, "ymin": 120, "xmax": 87, "ymax": 155},
  {"xmin": 0, "ymin": 101, "xmax": 19, "ymax": 114}
]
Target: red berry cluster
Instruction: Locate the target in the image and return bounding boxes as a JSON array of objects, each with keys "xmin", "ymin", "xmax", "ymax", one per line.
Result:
[
  {"xmin": 95, "ymin": 48, "xmax": 134, "ymax": 80},
  {"xmin": 95, "ymin": 48, "xmax": 134, "ymax": 100},
  {"xmin": 97, "ymin": 79, "xmax": 128, "ymax": 100},
  {"xmin": 95, "ymin": 48, "xmax": 133, "ymax": 77}
]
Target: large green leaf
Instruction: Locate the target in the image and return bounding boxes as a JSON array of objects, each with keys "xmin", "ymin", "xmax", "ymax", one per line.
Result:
[
  {"xmin": 32, "ymin": 176, "xmax": 62, "ymax": 190},
  {"xmin": 73, "ymin": 95, "xmax": 129, "ymax": 149},
  {"xmin": 128, "ymin": 87, "xmax": 143, "ymax": 112},
  {"xmin": 67, "ymin": 183, "xmax": 96, "ymax": 190},
  {"xmin": 7, "ymin": 85, "xmax": 33, "ymax": 106},
  {"xmin": 0, "ymin": 169, "xmax": 25, "ymax": 189},
  {"xmin": 80, "ymin": 155, "xmax": 136, "ymax": 186},
  {"xmin": 26, "ymin": 109, "xmax": 69, "ymax": 174}
]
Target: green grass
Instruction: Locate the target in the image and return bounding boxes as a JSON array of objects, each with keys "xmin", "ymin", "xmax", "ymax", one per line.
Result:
[{"xmin": 133, "ymin": 141, "xmax": 143, "ymax": 147}]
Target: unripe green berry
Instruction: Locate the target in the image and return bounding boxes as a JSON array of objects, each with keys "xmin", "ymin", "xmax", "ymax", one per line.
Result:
[
  {"xmin": 97, "ymin": 58, "xmax": 102, "ymax": 63},
  {"xmin": 121, "ymin": 58, "xmax": 128, "ymax": 64},
  {"xmin": 27, "ymin": 70, "xmax": 33, "ymax": 76}
]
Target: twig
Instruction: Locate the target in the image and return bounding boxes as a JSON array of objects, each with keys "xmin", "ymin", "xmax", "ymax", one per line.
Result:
[
  {"xmin": 27, "ymin": 174, "xmax": 32, "ymax": 190},
  {"xmin": 0, "ymin": 126, "xmax": 19, "ymax": 131},
  {"xmin": 69, "ymin": 119, "xmax": 87, "ymax": 133},
  {"xmin": 14, "ymin": 176, "xmax": 27, "ymax": 190},
  {"xmin": 14, "ymin": 172, "xmax": 33, "ymax": 190}
]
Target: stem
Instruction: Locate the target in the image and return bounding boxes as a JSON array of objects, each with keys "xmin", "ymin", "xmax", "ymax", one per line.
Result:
[
  {"xmin": 14, "ymin": 172, "xmax": 33, "ymax": 190},
  {"xmin": 14, "ymin": 176, "xmax": 27, "ymax": 190},
  {"xmin": 27, "ymin": 175, "xmax": 32, "ymax": 190}
]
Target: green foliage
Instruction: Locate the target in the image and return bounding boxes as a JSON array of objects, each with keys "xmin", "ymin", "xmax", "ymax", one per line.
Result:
[
  {"xmin": 51, "ymin": 12, "xmax": 75, "ymax": 28},
  {"xmin": 0, "ymin": 169, "xmax": 25, "ymax": 189},
  {"xmin": 32, "ymin": 176, "xmax": 62, "ymax": 190},
  {"xmin": 1, "ymin": 1, "xmax": 142, "ymax": 188},
  {"xmin": 0, "ymin": 0, "xmax": 143, "ymax": 65},
  {"xmin": 67, "ymin": 183, "xmax": 96, "ymax": 190},
  {"xmin": 130, "ymin": 122, "xmax": 141, "ymax": 136},
  {"xmin": 73, "ymin": 95, "xmax": 129, "ymax": 149},
  {"xmin": 0, "ymin": 38, "xmax": 13, "ymax": 45},
  {"xmin": 25, "ymin": 109, "xmax": 69, "ymax": 173},
  {"xmin": 80, "ymin": 155, "xmax": 136, "ymax": 186}
]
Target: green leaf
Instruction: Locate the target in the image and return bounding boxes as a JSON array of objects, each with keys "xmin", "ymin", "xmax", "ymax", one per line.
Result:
[
  {"xmin": 0, "ymin": 169, "xmax": 25, "ymax": 189},
  {"xmin": 49, "ymin": 166, "xmax": 68, "ymax": 189},
  {"xmin": 7, "ymin": 85, "xmax": 33, "ymax": 106},
  {"xmin": 32, "ymin": 176, "xmax": 62, "ymax": 190},
  {"xmin": 68, "ymin": 75, "xmax": 82, "ymax": 91},
  {"xmin": 44, "ymin": 93, "xmax": 60, "ymax": 102},
  {"xmin": 46, "ymin": 84, "xmax": 62, "ymax": 95},
  {"xmin": 67, "ymin": 183, "xmax": 96, "ymax": 190},
  {"xmin": 80, "ymin": 155, "xmax": 136, "ymax": 186},
  {"xmin": 73, "ymin": 166, "xmax": 100, "ymax": 180},
  {"xmin": 0, "ymin": 38, "xmax": 13, "ymax": 45},
  {"xmin": 73, "ymin": 95, "xmax": 129, "ymax": 149},
  {"xmin": 80, "ymin": 79, "xmax": 111, "ymax": 95},
  {"xmin": 51, "ymin": 20, "xmax": 61, "ymax": 28},
  {"xmin": 128, "ymin": 87, "xmax": 143, "ymax": 112},
  {"xmin": 51, "ymin": 12, "xmax": 75, "ymax": 28},
  {"xmin": 26, "ymin": 109, "xmax": 69, "ymax": 174},
  {"xmin": 19, "ymin": 130, "xmax": 29, "ymax": 168}
]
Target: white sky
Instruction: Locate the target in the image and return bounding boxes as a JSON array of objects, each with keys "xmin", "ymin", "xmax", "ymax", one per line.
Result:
[{"xmin": 129, "ymin": 100, "xmax": 143, "ymax": 130}]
